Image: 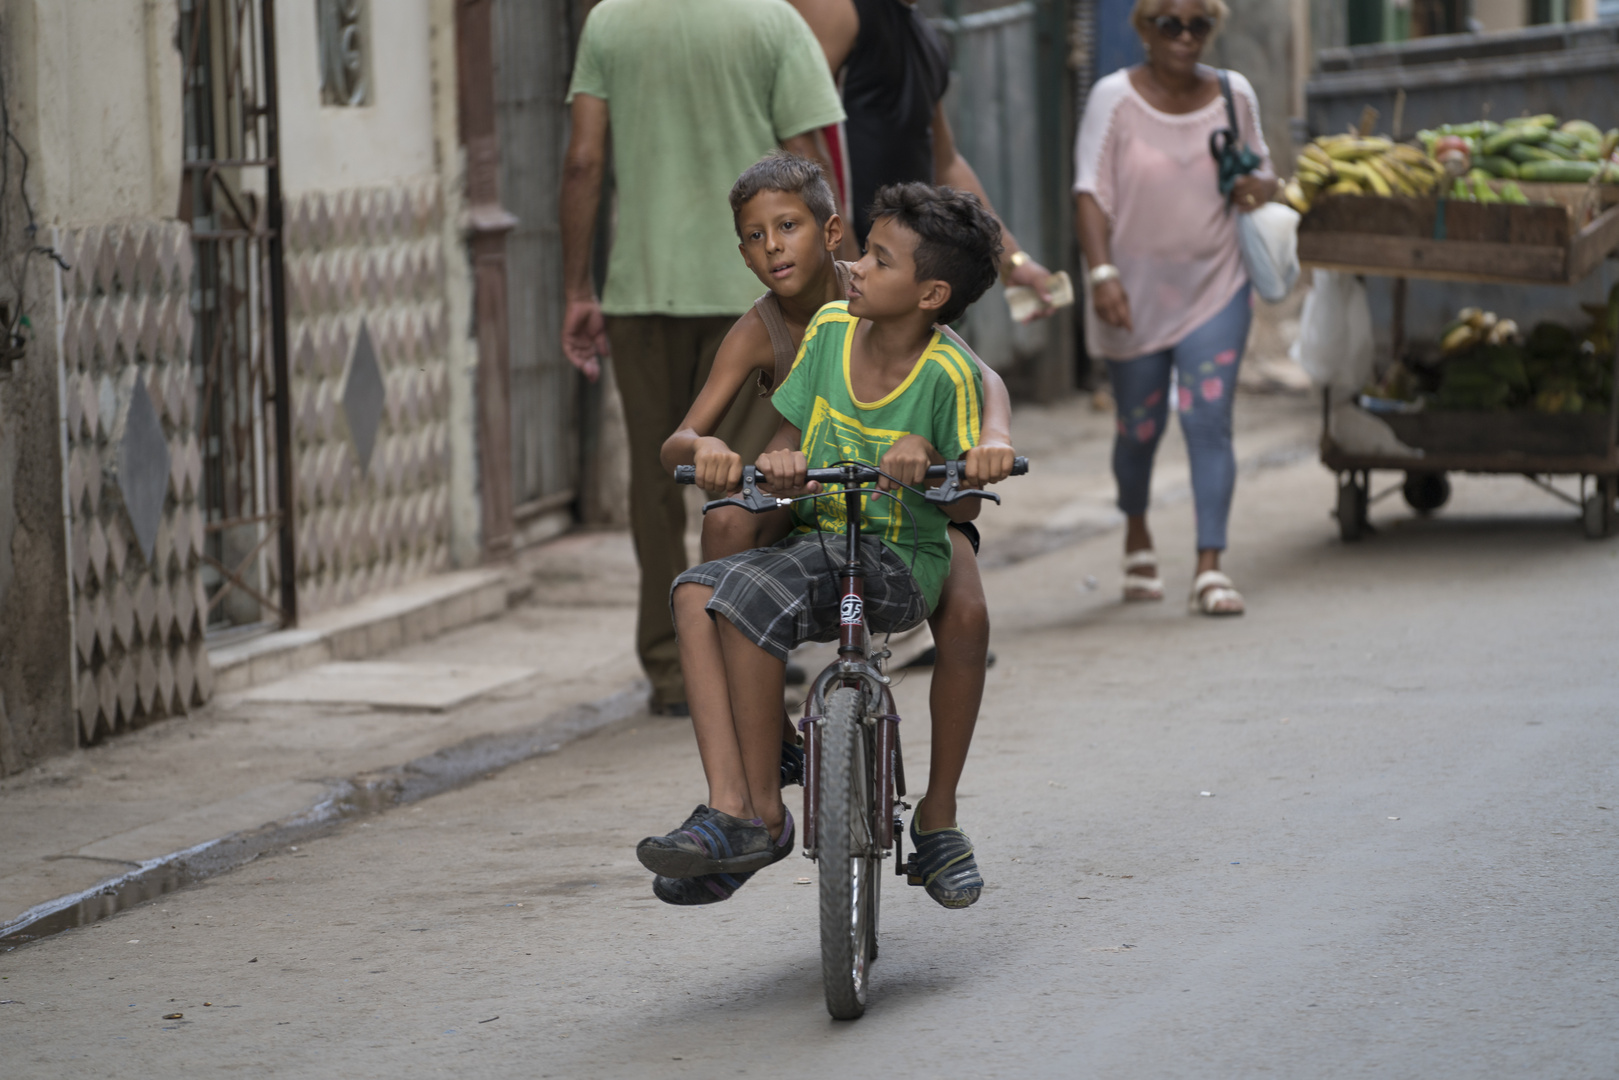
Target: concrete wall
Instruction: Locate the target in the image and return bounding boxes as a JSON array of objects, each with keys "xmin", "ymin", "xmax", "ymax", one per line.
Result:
[
  {"xmin": 276, "ymin": 0, "xmax": 438, "ymax": 196},
  {"xmin": 274, "ymin": 0, "xmax": 480, "ymax": 612},
  {"xmin": 1204, "ymin": 0, "xmax": 1298, "ymax": 163},
  {"xmin": 0, "ymin": 0, "xmax": 188, "ymax": 773}
]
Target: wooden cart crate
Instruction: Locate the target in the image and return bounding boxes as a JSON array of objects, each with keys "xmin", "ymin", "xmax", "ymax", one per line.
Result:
[{"xmin": 1298, "ymin": 183, "xmax": 1619, "ymax": 285}]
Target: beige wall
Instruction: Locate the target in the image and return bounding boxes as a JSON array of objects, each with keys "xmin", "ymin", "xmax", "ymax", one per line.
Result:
[
  {"xmin": 276, "ymin": 0, "xmax": 438, "ymax": 195},
  {"xmin": 13, "ymin": 0, "xmax": 182, "ymax": 224},
  {"xmin": 1472, "ymin": 0, "xmax": 1526, "ymax": 32}
]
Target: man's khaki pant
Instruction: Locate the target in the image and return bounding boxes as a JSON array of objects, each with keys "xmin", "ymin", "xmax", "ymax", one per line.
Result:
[{"xmin": 606, "ymin": 314, "xmax": 781, "ymax": 709}]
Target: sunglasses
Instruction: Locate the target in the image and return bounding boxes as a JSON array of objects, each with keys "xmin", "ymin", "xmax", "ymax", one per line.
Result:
[{"xmin": 1153, "ymin": 14, "xmax": 1214, "ymax": 40}]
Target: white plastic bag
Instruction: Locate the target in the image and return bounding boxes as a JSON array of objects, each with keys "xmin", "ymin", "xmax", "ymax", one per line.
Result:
[
  {"xmin": 1237, "ymin": 203, "xmax": 1300, "ymax": 303},
  {"xmin": 1290, "ymin": 268, "xmax": 1376, "ymax": 392}
]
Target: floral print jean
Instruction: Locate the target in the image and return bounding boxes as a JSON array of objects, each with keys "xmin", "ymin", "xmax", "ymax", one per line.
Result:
[{"xmin": 1105, "ymin": 284, "xmax": 1252, "ymax": 552}]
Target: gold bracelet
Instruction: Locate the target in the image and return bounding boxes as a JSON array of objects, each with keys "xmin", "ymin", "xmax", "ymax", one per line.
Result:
[{"xmin": 999, "ymin": 250, "xmax": 1030, "ymax": 284}]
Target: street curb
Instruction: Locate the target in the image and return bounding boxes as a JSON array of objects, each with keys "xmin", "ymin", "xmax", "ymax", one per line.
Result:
[{"xmin": 0, "ymin": 682, "xmax": 650, "ymax": 951}]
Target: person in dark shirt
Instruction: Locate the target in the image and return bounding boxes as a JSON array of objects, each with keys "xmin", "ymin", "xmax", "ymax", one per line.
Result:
[{"xmin": 791, "ymin": 0, "xmax": 1054, "ymax": 302}]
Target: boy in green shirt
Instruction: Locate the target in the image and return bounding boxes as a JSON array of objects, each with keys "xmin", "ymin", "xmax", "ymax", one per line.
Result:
[{"xmin": 636, "ymin": 182, "xmax": 1003, "ymax": 908}]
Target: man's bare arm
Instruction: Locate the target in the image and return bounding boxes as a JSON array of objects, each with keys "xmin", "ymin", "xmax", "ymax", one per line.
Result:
[
  {"xmin": 786, "ymin": 0, "xmax": 859, "ymax": 74},
  {"xmin": 560, "ymin": 94, "xmax": 611, "ymax": 381}
]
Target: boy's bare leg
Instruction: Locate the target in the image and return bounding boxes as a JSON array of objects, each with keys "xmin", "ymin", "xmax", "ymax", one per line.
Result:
[
  {"xmin": 700, "ymin": 507, "xmax": 800, "ymax": 747},
  {"xmin": 672, "ymin": 583, "xmax": 754, "ymax": 820},
  {"xmin": 715, "ymin": 615, "xmax": 790, "ymax": 839},
  {"xmin": 917, "ymin": 528, "xmax": 990, "ymax": 832}
]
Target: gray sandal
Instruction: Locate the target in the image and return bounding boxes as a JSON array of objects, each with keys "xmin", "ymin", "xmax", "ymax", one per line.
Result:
[{"xmin": 908, "ymin": 806, "xmax": 984, "ymax": 909}]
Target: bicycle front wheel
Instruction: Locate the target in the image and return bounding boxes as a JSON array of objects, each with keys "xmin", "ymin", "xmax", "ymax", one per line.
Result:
[{"xmin": 818, "ymin": 685, "xmax": 880, "ymax": 1020}]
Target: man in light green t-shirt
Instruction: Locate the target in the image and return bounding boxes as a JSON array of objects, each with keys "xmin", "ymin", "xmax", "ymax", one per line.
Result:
[{"xmin": 559, "ymin": 0, "xmax": 845, "ymax": 714}]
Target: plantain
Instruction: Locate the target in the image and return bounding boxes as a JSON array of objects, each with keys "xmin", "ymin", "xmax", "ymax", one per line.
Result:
[
  {"xmin": 1282, "ymin": 179, "xmax": 1311, "ymax": 213},
  {"xmin": 1325, "ymin": 179, "xmax": 1363, "ymax": 196},
  {"xmin": 1366, "ymin": 156, "xmax": 1410, "ymax": 195},
  {"xmin": 1302, "ymin": 144, "xmax": 1335, "ymax": 170},
  {"xmin": 1442, "ymin": 323, "xmax": 1482, "ymax": 355}
]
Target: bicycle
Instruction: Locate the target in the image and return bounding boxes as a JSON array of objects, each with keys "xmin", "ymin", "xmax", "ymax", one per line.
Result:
[{"xmin": 676, "ymin": 455, "xmax": 1027, "ymax": 1019}]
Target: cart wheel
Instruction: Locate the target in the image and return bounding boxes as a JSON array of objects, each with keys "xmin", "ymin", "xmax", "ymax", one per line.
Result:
[
  {"xmin": 1583, "ymin": 476, "xmax": 1616, "ymax": 540},
  {"xmin": 1337, "ymin": 474, "xmax": 1368, "ymax": 542},
  {"xmin": 1402, "ymin": 471, "xmax": 1450, "ymax": 514}
]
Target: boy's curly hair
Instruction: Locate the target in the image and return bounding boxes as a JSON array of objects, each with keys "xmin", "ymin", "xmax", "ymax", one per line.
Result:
[
  {"xmin": 729, "ymin": 151, "xmax": 837, "ymax": 238},
  {"xmin": 867, "ymin": 183, "xmax": 1004, "ymax": 325}
]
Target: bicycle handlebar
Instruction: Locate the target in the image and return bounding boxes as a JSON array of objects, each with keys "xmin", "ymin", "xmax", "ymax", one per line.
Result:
[
  {"xmin": 673, "ymin": 457, "xmax": 1028, "ymax": 514},
  {"xmin": 673, "ymin": 458, "xmax": 1027, "ymax": 486}
]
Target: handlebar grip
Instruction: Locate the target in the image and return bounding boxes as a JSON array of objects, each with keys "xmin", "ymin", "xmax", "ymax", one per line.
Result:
[
  {"xmin": 1011, "ymin": 456, "xmax": 1029, "ymax": 476},
  {"xmin": 674, "ymin": 465, "xmax": 696, "ymax": 485}
]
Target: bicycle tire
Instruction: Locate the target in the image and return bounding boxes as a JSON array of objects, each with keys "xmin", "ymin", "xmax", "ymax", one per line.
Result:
[{"xmin": 819, "ymin": 685, "xmax": 879, "ymax": 1020}]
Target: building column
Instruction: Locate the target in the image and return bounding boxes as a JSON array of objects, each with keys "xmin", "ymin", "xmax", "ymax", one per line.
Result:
[{"xmin": 455, "ymin": 0, "xmax": 518, "ymax": 560}]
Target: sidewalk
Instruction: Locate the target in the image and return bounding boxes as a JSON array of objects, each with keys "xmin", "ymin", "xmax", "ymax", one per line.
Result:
[{"xmin": 0, "ymin": 388, "xmax": 1318, "ymax": 946}]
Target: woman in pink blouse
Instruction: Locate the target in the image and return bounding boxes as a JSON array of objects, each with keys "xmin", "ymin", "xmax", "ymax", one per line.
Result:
[{"xmin": 1074, "ymin": 0, "xmax": 1276, "ymax": 616}]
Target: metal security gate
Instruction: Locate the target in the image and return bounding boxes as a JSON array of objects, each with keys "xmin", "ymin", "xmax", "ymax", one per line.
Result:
[
  {"xmin": 495, "ymin": 0, "xmax": 581, "ymax": 539},
  {"xmin": 180, "ymin": 0, "xmax": 296, "ymax": 631},
  {"xmin": 936, "ymin": 0, "xmax": 1075, "ymax": 399}
]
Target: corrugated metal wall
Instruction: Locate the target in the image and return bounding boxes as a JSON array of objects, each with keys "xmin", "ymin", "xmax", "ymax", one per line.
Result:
[{"xmin": 494, "ymin": 1, "xmax": 580, "ymax": 530}]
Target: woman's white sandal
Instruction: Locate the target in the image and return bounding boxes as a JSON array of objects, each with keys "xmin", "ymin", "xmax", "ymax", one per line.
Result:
[
  {"xmin": 1122, "ymin": 549, "xmax": 1164, "ymax": 602},
  {"xmin": 1189, "ymin": 570, "xmax": 1245, "ymax": 616}
]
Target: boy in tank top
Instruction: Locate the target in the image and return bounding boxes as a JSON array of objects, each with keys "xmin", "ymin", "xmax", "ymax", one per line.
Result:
[{"xmin": 655, "ymin": 154, "xmax": 1016, "ymax": 909}]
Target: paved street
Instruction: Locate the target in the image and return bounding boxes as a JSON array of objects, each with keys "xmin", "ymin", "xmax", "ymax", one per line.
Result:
[{"xmin": 5, "ymin": 397, "xmax": 1618, "ymax": 1078}]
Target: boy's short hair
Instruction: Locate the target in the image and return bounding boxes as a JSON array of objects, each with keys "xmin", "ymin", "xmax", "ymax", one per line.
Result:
[
  {"xmin": 729, "ymin": 152, "xmax": 837, "ymax": 238},
  {"xmin": 867, "ymin": 183, "xmax": 1004, "ymax": 325}
]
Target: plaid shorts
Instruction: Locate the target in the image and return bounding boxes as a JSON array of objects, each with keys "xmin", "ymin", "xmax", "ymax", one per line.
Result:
[{"xmin": 672, "ymin": 533, "xmax": 929, "ymax": 662}]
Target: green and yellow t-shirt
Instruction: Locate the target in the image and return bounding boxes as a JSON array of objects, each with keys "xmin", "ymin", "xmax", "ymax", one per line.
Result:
[{"xmin": 771, "ymin": 303, "xmax": 984, "ymax": 608}]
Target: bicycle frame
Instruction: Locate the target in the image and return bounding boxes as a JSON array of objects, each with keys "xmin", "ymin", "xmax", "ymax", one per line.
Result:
[{"xmin": 797, "ymin": 474, "xmax": 904, "ymax": 869}]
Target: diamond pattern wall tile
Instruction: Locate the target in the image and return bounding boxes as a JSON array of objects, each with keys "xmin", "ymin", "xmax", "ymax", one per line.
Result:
[
  {"xmin": 342, "ymin": 319, "xmax": 385, "ymax": 473},
  {"xmin": 154, "ymin": 583, "xmax": 173, "ymax": 644},
  {"xmin": 116, "ymin": 373, "xmax": 171, "ymax": 567},
  {"xmin": 115, "ymin": 661, "xmax": 137, "ymax": 722},
  {"xmin": 96, "ymin": 666, "xmax": 117, "ymax": 726},
  {"xmin": 157, "ymin": 652, "xmax": 176, "ymax": 713},
  {"xmin": 132, "ymin": 577, "xmax": 156, "ymax": 642},
  {"xmin": 105, "ymin": 518, "xmax": 127, "ymax": 579},
  {"xmin": 110, "ymin": 587, "xmax": 135, "ymax": 651},
  {"xmin": 137, "ymin": 652, "xmax": 159, "ymax": 713},
  {"xmin": 174, "ymin": 646, "xmax": 194, "ymax": 710},
  {"xmin": 78, "ymin": 669, "xmax": 100, "ymax": 740}
]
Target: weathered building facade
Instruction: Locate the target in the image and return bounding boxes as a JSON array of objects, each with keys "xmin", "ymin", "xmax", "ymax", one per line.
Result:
[{"xmin": 0, "ymin": 0, "xmax": 597, "ymax": 774}]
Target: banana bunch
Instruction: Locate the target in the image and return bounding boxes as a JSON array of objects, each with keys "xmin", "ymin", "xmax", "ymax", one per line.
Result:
[
  {"xmin": 1283, "ymin": 135, "xmax": 1446, "ymax": 213},
  {"xmin": 1440, "ymin": 307, "xmax": 1518, "ymax": 356}
]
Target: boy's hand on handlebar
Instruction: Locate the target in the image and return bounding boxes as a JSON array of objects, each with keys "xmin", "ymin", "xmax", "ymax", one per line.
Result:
[
  {"xmin": 756, "ymin": 448, "xmax": 819, "ymax": 497},
  {"xmin": 691, "ymin": 436, "xmax": 742, "ymax": 493},
  {"xmin": 878, "ymin": 434, "xmax": 938, "ymax": 492},
  {"xmin": 963, "ymin": 442, "xmax": 1016, "ymax": 487}
]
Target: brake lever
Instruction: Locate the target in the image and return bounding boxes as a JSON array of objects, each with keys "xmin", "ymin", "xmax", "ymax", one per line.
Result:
[
  {"xmin": 701, "ymin": 465, "xmax": 787, "ymax": 514},
  {"xmin": 923, "ymin": 460, "xmax": 1002, "ymax": 506}
]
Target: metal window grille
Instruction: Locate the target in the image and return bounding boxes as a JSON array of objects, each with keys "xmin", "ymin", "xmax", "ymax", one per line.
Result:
[{"xmin": 317, "ymin": 0, "xmax": 368, "ymax": 106}]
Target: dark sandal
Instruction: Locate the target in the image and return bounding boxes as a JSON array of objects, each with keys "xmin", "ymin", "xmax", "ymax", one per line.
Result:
[
  {"xmin": 637, "ymin": 806, "xmax": 796, "ymax": 879},
  {"xmin": 652, "ymin": 869, "xmax": 754, "ymax": 906},
  {"xmin": 908, "ymin": 810, "xmax": 984, "ymax": 909}
]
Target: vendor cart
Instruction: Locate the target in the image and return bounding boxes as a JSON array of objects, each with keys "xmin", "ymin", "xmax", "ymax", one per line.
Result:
[
  {"xmin": 1300, "ymin": 183, "xmax": 1619, "ymax": 541},
  {"xmin": 1299, "ymin": 22, "xmax": 1619, "ymax": 541}
]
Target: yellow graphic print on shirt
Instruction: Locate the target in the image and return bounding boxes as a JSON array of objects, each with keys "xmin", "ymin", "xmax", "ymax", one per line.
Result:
[{"xmin": 797, "ymin": 397, "xmax": 909, "ymax": 544}]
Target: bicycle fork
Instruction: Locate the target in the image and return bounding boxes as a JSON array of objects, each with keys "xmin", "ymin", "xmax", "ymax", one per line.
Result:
[{"xmin": 800, "ymin": 690, "xmax": 904, "ymax": 867}]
